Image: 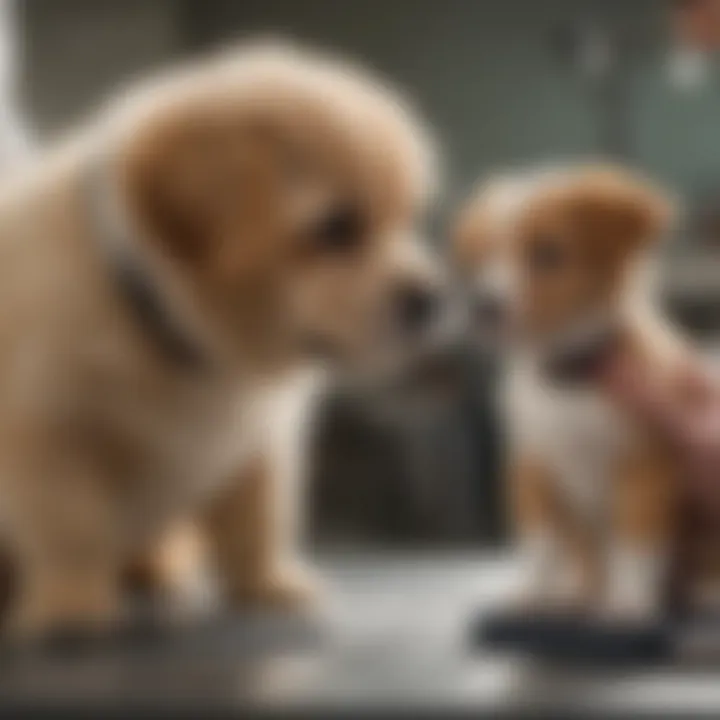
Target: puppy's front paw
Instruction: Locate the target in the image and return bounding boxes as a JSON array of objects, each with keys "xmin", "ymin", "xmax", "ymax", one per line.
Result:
[
  {"xmin": 126, "ymin": 521, "xmax": 215, "ymax": 626},
  {"xmin": 601, "ymin": 547, "xmax": 663, "ymax": 623},
  {"xmin": 511, "ymin": 577, "xmax": 589, "ymax": 616},
  {"xmin": 600, "ymin": 587, "xmax": 660, "ymax": 624},
  {"xmin": 512, "ymin": 537, "xmax": 587, "ymax": 614},
  {"xmin": 227, "ymin": 564, "xmax": 321, "ymax": 612}
]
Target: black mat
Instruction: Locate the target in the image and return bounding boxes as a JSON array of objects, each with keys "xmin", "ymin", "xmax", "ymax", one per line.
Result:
[{"xmin": 474, "ymin": 609, "xmax": 681, "ymax": 665}]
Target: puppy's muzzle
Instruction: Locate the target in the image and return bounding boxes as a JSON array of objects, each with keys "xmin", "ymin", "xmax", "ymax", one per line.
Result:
[
  {"xmin": 393, "ymin": 282, "xmax": 442, "ymax": 337},
  {"xmin": 472, "ymin": 289, "xmax": 508, "ymax": 337}
]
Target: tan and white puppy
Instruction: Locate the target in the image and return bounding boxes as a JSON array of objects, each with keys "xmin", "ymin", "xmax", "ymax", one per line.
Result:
[
  {"xmin": 455, "ymin": 164, "xmax": 688, "ymax": 620},
  {"xmin": 0, "ymin": 43, "xmax": 445, "ymax": 639}
]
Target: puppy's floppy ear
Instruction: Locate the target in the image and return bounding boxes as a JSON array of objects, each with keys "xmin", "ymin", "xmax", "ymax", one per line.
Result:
[
  {"xmin": 569, "ymin": 166, "xmax": 675, "ymax": 257},
  {"xmin": 118, "ymin": 106, "xmax": 283, "ymax": 268},
  {"xmin": 119, "ymin": 112, "xmax": 221, "ymax": 264}
]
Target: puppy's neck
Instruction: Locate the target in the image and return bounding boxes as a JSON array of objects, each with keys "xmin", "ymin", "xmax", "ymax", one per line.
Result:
[
  {"xmin": 523, "ymin": 261, "xmax": 661, "ymax": 386},
  {"xmin": 87, "ymin": 157, "xmax": 216, "ymax": 371},
  {"xmin": 87, "ymin": 154, "xmax": 316, "ymax": 381},
  {"xmin": 540, "ymin": 320, "xmax": 622, "ymax": 385}
]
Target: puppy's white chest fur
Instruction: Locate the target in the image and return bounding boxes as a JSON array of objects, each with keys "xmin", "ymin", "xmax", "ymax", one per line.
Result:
[
  {"xmin": 164, "ymin": 371, "xmax": 318, "ymax": 491},
  {"xmin": 505, "ymin": 361, "xmax": 632, "ymax": 514},
  {"xmin": 92, "ymin": 366, "xmax": 322, "ymax": 542}
]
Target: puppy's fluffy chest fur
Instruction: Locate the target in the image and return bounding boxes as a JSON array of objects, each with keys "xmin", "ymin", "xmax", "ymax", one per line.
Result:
[
  {"xmin": 71, "ymin": 363, "xmax": 319, "ymax": 534},
  {"xmin": 504, "ymin": 359, "xmax": 634, "ymax": 514},
  {"xmin": 133, "ymin": 377, "xmax": 266, "ymax": 496}
]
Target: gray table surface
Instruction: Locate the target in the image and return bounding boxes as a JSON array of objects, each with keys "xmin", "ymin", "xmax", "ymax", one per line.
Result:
[{"xmin": 0, "ymin": 552, "xmax": 719, "ymax": 716}]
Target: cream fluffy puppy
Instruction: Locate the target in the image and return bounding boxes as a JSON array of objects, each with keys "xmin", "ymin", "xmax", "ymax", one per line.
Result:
[{"xmin": 0, "ymin": 43, "xmax": 444, "ymax": 639}]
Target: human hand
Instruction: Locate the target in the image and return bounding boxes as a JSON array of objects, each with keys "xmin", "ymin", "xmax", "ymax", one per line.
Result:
[{"xmin": 601, "ymin": 351, "xmax": 720, "ymax": 510}]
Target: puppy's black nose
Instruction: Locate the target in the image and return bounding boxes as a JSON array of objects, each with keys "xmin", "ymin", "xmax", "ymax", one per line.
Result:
[
  {"xmin": 473, "ymin": 292, "xmax": 506, "ymax": 329},
  {"xmin": 395, "ymin": 283, "xmax": 440, "ymax": 335}
]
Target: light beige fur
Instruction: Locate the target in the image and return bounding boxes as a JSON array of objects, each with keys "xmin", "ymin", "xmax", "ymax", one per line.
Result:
[{"xmin": 0, "ymin": 43, "xmax": 442, "ymax": 639}]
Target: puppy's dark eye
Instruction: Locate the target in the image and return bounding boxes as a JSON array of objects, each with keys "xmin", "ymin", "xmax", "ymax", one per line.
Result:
[
  {"xmin": 527, "ymin": 236, "xmax": 567, "ymax": 272},
  {"xmin": 310, "ymin": 205, "xmax": 365, "ymax": 254}
]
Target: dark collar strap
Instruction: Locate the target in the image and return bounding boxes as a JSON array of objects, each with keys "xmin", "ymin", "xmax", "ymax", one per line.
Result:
[
  {"xmin": 86, "ymin": 161, "xmax": 209, "ymax": 372},
  {"xmin": 109, "ymin": 251, "xmax": 209, "ymax": 371},
  {"xmin": 543, "ymin": 326, "xmax": 621, "ymax": 385}
]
